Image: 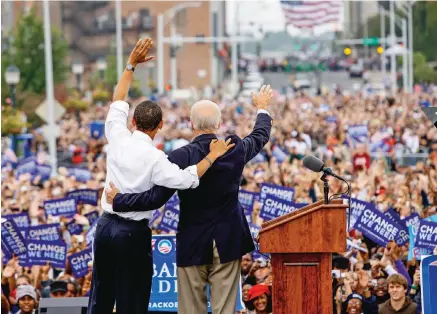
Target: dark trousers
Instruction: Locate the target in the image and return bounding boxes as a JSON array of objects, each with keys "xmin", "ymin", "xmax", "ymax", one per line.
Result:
[{"xmin": 87, "ymin": 212, "xmax": 153, "ymax": 314}]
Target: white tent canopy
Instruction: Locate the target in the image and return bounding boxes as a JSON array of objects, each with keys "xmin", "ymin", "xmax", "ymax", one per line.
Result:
[{"xmin": 384, "ymin": 44, "xmax": 408, "ymax": 56}]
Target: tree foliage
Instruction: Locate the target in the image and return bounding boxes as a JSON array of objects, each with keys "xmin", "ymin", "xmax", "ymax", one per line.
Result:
[{"xmin": 1, "ymin": 9, "xmax": 69, "ymax": 99}]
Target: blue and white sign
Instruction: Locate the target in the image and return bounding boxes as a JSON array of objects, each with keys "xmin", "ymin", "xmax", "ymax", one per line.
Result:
[
  {"xmin": 15, "ymin": 157, "xmax": 37, "ymax": 178},
  {"xmin": 24, "ymin": 240, "xmax": 67, "ymax": 269},
  {"xmin": 68, "ymin": 248, "xmax": 93, "ymax": 278},
  {"xmin": 158, "ymin": 205, "xmax": 179, "ymax": 232},
  {"xmin": 239, "ymin": 190, "xmax": 257, "ymax": 213},
  {"xmin": 259, "ymin": 195, "xmax": 305, "ymax": 221},
  {"xmin": 347, "ymin": 124, "xmax": 368, "ymax": 144},
  {"xmin": 3, "ymin": 212, "xmax": 30, "ymax": 229},
  {"xmin": 347, "ymin": 198, "xmax": 376, "ymax": 230},
  {"xmin": 415, "ymin": 220, "xmax": 437, "ymax": 251},
  {"xmin": 67, "ymin": 168, "xmax": 93, "ymax": 183},
  {"xmin": 66, "ymin": 220, "xmax": 83, "ymax": 236},
  {"xmin": 84, "ymin": 211, "xmax": 99, "ymax": 226},
  {"xmin": 259, "ymin": 183, "xmax": 295, "ymax": 204},
  {"xmin": 1, "ymin": 219, "xmax": 27, "ymax": 257},
  {"xmin": 27, "ymin": 224, "xmax": 61, "ymax": 242},
  {"xmin": 44, "ymin": 198, "xmax": 77, "ymax": 218},
  {"xmin": 66, "ymin": 189, "xmax": 99, "ymax": 206},
  {"xmin": 86, "ymin": 221, "xmax": 98, "ymax": 247},
  {"xmin": 149, "ymin": 235, "xmax": 244, "ymax": 312}
]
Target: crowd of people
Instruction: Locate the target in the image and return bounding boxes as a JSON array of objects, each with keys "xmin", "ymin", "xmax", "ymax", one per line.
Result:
[{"xmin": 1, "ymin": 82, "xmax": 437, "ymax": 314}]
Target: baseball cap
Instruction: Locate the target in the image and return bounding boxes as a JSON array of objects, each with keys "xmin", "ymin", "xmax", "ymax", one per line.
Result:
[
  {"xmin": 16, "ymin": 284, "xmax": 37, "ymax": 301},
  {"xmin": 248, "ymin": 284, "xmax": 270, "ymax": 301},
  {"xmin": 50, "ymin": 280, "xmax": 68, "ymax": 294},
  {"xmin": 345, "ymin": 293, "xmax": 363, "ymax": 304}
]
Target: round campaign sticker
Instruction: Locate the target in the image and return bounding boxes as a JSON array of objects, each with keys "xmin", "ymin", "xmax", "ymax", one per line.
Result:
[{"xmin": 157, "ymin": 239, "xmax": 173, "ymax": 255}]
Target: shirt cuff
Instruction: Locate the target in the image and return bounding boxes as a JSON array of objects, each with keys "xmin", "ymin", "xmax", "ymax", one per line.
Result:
[
  {"xmin": 257, "ymin": 109, "xmax": 271, "ymax": 117},
  {"xmin": 185, "ymin": 165, "xmax": 200, "ymax": 189},
  {"xmin": 384, "ymin": 264, "xmax": 398, "ymax": 276},
  {"xmin": 110, "ymin": 101, "xmax": 129, "ymax": 116}
]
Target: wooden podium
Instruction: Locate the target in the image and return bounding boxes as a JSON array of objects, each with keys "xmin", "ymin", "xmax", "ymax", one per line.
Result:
[{"xmin": 258, "ymin": 199, "xmax": 347, "ymax": 314}]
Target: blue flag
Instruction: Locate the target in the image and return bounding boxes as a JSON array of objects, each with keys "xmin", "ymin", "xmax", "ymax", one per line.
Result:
[
  {"xmin": 260, "ymin": 195, "xmax": 305, "ymax": 221},
  {"xmin": 24, "ymin": 240, "xmax": 67, "ymax": 269},
  {"xmin": 68, "ymin": 248, "xmax": 93, "ymax": 278},
  {"xmin": 66, "ymin": 189, "xmax": 99, "ymax": 206},
  {"xmin": 158, "ymin": 205, "xmax": 179, "ymax": 232},
  {"xmin": 149, "ymin": 235, "xmax": 244, "ymax": 312},
  {"xmin": 44, "ymin": 198, "xmax": 77, "ymax": 218},
  {"xmin": 354, "ymin": 206, "xmax": 405, "ymax": 247},
  {"xmin": 259, "ymin": 183, "xmax": 295, "ymax": 204},
  {"xmin": 1, "ymin": 219, "xmax": 27, "ymax": 258},
  {"xmin": 27, "ymin": 224, "xmax": 61, "ymax": 242}
]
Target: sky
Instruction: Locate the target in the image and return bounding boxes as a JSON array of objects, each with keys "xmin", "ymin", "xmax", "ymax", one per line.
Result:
[{"xmin": 225, "ymin": 0, "xmax": 345, "ymax": 37}]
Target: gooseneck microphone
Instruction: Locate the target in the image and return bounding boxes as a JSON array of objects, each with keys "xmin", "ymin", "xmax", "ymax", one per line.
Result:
[{"xmin": 303, "ymin": 155, "xmax": 352, "ymax": 230}]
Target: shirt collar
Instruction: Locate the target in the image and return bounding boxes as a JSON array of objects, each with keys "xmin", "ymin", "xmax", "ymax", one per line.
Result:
[
  {"xmin": 191, "ymin": 133, "xmax": 217, "ymax": 144},
  {"xmin": 132, "ymin": 130, "xmax": 153, "ymax": 144}
]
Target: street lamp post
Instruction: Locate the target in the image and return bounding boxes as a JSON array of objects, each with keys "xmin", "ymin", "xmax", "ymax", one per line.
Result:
[
  {"xmin": 157, "ymin": 2, "xmax": 202, "ymax": 94},
  {"xmin": 72, "ymin": 62, "xmax": 84, "ymax": 91},
  {"xmin": 97, "ymin": 58, "xmax": 107, "ymax": 80},
  {"xmin": 5, "ymin": 65, "xmax": 21, "ymax": 153}
]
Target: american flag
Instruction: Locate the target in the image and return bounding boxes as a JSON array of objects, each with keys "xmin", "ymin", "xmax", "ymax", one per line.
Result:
[{"xmin": 280, "ymin": 0, "xmax": 343, "ymax": 29}]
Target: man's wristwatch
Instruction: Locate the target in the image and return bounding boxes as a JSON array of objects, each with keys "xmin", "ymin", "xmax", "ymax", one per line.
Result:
[{"xmin": 126, "ymin": 63, "xmax": 135, "ymax": 72}]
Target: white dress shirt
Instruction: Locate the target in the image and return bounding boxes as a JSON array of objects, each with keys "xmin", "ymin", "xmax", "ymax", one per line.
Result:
[{"xmin": 101, "ymin": 101, "xmax": 199, "ymax": 221}]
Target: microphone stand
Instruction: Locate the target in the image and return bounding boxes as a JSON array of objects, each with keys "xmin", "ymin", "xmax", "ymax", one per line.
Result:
[{"xmin": 321, "ymin": 173, "xmax": 329, "ymax": 204}]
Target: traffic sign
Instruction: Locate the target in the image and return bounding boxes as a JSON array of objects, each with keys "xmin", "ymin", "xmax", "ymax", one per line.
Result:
[
  {"xmin": 363, "ymin": 37, "xmax": 379, "ymax": 46},
  {"xmin": 36, "ymin": 98, "xmax": 65, "ymax": 123}
]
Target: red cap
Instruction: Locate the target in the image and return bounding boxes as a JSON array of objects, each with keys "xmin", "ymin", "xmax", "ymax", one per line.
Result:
[{"xmin": 248, "ymin": 284, "xmax": 270, "ymax": 301}]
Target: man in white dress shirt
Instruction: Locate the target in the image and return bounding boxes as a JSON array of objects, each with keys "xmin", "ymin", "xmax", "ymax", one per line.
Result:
[{"xmin": 87, "ymin": 38, "xmax": 234, "ymax": 314}]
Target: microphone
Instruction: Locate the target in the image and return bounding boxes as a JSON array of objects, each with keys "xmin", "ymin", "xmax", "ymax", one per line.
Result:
[{"xmin": 303, "ymin": 155, "xmax": 347, "ymax": 182}]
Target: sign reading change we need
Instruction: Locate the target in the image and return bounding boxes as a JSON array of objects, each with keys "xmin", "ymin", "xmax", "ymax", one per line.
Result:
[
  {"xmin": 44, "ymin": 198, "xmax": 77, "ymax": 218},
  {"xmin": 260, "ymin": 195, "xmax": 305, "ymax": 221},
  {"xmin": 259, "ymin": 183, "xmax": 294, "ymax": 204}
]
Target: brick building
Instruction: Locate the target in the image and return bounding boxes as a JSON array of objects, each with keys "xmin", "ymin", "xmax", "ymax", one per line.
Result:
[{"xmin": 1, "ymin": 1, "xmax": 227, "ymax": 90}]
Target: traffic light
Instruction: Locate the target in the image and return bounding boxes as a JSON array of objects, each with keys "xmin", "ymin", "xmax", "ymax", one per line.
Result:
[
  {"xmin": 344, "ymin": 47, "xmax": 352, "ymax": 56},
  {"xmin": 165, "ymin": 83, "xmax": 172, "ymax": 92},
  {"xmin": 376, "ymin": 46, "xmax": 384, "ymax": 55}
]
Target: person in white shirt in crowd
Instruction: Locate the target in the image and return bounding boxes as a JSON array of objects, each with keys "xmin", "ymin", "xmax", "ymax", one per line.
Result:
[
  {"xmin": 87, "ymin": 38, "xmax": 234, "ymax": 314},
  {"xmin": 15, "ymin": 285, "xmax": 38, "ymax": 314}
]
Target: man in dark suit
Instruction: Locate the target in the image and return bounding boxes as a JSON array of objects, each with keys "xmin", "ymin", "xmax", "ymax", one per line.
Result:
[{"xmin": 105, "ymin": 85, "xmax": 273, "ymax": 313}]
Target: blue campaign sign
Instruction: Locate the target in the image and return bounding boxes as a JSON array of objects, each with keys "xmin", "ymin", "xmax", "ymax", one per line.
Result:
[
  {"xmin": 3, "ymin": 212, "xmax": 30, "ymax": 229},
  {"xmin": 27, "ymin": 223, "xmax": 61, "ymax": 242},
  {"xmin": 24, "ymin": 240, "xmax": 67, "ymax": 269},
  {"xmin": 166, "ymin": 193, "xmax": 180, "ymax": 206},
  {"xmin": 35, "ymin": 164, "xmax": 52, "ymax": 182},
  {"xmin": 384, "ymin": 208, "xmax": 401, "ymax": 223},
  {"xmin": 354, "ymin": 206, "xmax": 405, "ymax": 247},
  {"xmin": 420, "ymin": 255, "xmax": 437, "ymax": 314},
  {"xmin": 68, "ymin": 248, "xmax": 93, "ymax": 278},
  {"xmin": 401, "ymin": 213, "xmax": 421, "ymax": 230},
  {"xmin": 259, "ymin": 183, "xmax": 295, "ymax": 204},
  {"xmin": 415, "ymin": 220, "xmax": 437, "ymax": 251},
  {"xmin": 66, "ymin": 220, "xmax": 83, "ymax": 236},
  {"xmin": 347, "ymin": 198, "xmax": 376, "ymax": 230},
  {"xmin": 44, "ymin": 198, "xmax": 77, "ymax": 218},
  {"xmin": 347, "ymin": 124, "xmax": 368, "ymax": 144},
  {"xmin": 1, "ymin": 219, "xmax": 27, "ymax": 258},
  {"xmin": 158, "ymin": 205, "xmax": 179, "ymax": 232},
  {"xmin": 86, "ymin": 221, "xmax": 98, "ymax": 247},
  {"xmin": 84, "ymin": 211, "xmax": 99, "ymax": 226},
  {"xmin": 66, "ymin": 189, "xmax": 99, "ymax": 206},
  {"xmin": 238, "ymin": 190, "xmax": 257, "ymax": 213},
  {"xmin": 90, "ymin": 121, "xmax": 105, "ymax": 139},
  {"xmin": 15, "ymin": 157, "xmax": 37, "ymax": 178},
  {"xmin": 66, "ymin": 168, "xmax": 93, "ymax": 183},
  {"xmin": 408, "ymin": 225, "xmax": 433, "ymax": 261},
  {"xmin": 259, "ymin": 195, "xmax": 305, "ymax": 221},
  {"xmin": 149, "ymin": 235, "xmax": 245, "ymax": 312}
]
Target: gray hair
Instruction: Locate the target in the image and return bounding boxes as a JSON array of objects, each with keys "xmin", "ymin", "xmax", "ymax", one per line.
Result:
[{"xmin": 190, "ymin": 100, "xmax": 221, "ymax": 131}]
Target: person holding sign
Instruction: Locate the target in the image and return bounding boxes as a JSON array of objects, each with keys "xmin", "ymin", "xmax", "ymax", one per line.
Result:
[
  {"xmin": 88, "ymin": 38, "xmax": 234, "ymax": 314},
  {"xmin": 106, "ymin": 85, "xmax": 274, "ymax": 313}
]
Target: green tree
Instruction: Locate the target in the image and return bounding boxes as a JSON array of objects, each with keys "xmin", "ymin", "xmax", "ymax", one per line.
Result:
[{"xmin": 1, "ymin": 9, "xmax": 69, "ymax": 98}]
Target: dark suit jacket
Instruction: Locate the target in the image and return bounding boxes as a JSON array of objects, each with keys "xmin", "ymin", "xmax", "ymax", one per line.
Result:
[{"xmin": 112, "ymin": 113, "xmax": 272, "ymax": 267}]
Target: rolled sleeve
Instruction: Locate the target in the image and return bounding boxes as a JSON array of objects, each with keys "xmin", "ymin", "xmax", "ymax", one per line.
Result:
[
  {"xmin": 185, "ymin": 165, "xmax": 199, "ymax": 188},
  {"xmin": 257, "ymin": 109, "xmax": 271, "ymax": 117},
  {"xmin": 105, "ymin": 101, "xmax": 131, "ymax": 144},
  {"xmin": 109, "ymin": 101, "xmax": 129, "ymax": 117}
]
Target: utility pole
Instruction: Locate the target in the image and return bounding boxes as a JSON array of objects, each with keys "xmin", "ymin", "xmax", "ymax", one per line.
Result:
[{"xmin": 390, "ymin": 0, "xmax": 397, "ymax": 94}]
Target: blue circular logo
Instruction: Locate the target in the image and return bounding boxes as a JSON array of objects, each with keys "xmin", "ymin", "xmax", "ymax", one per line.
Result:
[{"xmin": 157, "ymin": 239, "xmax": 173, "ymax": 255}]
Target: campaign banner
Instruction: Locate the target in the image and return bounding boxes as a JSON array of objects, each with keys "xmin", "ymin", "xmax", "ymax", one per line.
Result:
[
  {"xmin": 1, "ymin": 219, "xmax": 27, "ymax": 257},
  {"xmin": 149, "ymin": 210, "xmax": 162, "ymax": 227},
  {"xmin": 167, "ymin": 194, "xmax": 180, "ymax": 206},
  {"xmin": 248, "ymin": 223, "xmax": 261, "ymax": 260},
  {"xmin": 66, "ymin": 220, "xmax": 83, "ymax": 236},
  {"xmin": 24, "ymin": 240, "xmax": 67, "ymax": 269},
  {"xmin": 2, "ymin": 241, "xmax": 12, "ymax": 265},
  {"xmin": 27, "ymin": 224, "xmax": 61, "ymax": 242},
  {"xmin": 384, "ymin": 208, "xmax": 401, "ymax": 223},
  {"xmin": 259, "ymin": 183, "xmax": 295, "ymax": 204},
  {"xmin": 149, "ymin": 235, "xmax": 244, "ymax": 312},
  {"xmin": 158, "ymin": 205, "xmax": 179, "ymax": 232},
  {"xmin": 90, "ymin": 121, "xmax": 105, "ymax": 139},
  {"xmin": 347, "ymin": 124, "xmax": 368, "ymax": 144},
  {"xmin": 44, "ymin": 198, "xmax": 77, "ymax": 218},
  {"xmin": 347, "ymin": 198, "xmax": 376, "ymax": 230},
  {"xmin": 408, "ymin": 225, "xmax": 433, "ymax": 261},
  {"xmin": 35, "ymin": 164, "xmax": 52, "ymax": 182},
  {"xmin": 67, "ymin": 168, "xmax": 93, "ymax": 183},
  {"xmin": 420, "ymin": 255, "xmax": 437, "ymax": 314},
  {"xmin": 259, "ymin": 195, "xmax": 305, "ymax": 221},
  {"xmin": 238, "ymin": 190, "xmax": 257, "ymax": 213},
  {"xmin": 66, "ymin": 189, "xmax": 99, "ymax": 206},
  {"xmin": 86, "ymin": 221, "xmax": 98, "ymax": 247},
  {"xmin": 415, "ymin": 220, "xmax": 437, "ymax": 251},
  {"xmin": 271, "ymin": 146, "xmax": 288, "ymax": 163},
  {"xmin": 354, "ymin": 206, "xmax": 404, "ymax": 247},
  {"xmin": 3, "ymin": 212, "xmax": 30, "ymax": 229},
  {"xmin": 68, "ymin": 248, "xmax": 92, "ymax": 278},
  {"xmin": 401, "ymin": 213, "xmax": 421, "ymax": 231},
  {"xmin": 84, "ymin": 211, "xmax": 99, "ymax": 226},
  {"xmin": 15, "ymin": 157, "xmax": 37, "ymax": 178}
]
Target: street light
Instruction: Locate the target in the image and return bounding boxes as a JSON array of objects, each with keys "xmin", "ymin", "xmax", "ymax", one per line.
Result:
[
  {"xmin": 157, "ymin": 2, "xmax": 202, "ymax": 94},
  {"xmin": 97, "ymin": 58, "xmax": 107, "ymax": 80},
  {"xmin": 5, "ymin": 65, "xmax": 20, "ymax": 107},
  {"xmin": 72, "ymin": 62, "xmax": 84, "ymax": 91}
]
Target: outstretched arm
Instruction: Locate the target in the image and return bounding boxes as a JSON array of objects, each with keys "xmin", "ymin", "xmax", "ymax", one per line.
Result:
[{"xmin": 243, "ymin": 85, "xmax": 274, "ymax": 163}]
